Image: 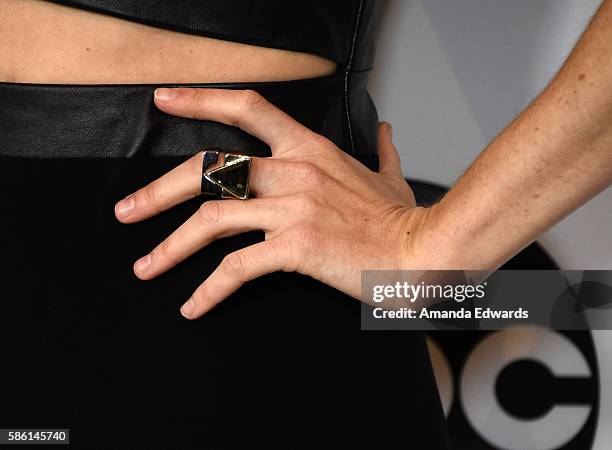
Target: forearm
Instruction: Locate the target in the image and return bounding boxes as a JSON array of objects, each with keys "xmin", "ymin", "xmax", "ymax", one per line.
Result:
[{"xmin": 417, "ymin": 0, "xmax": 612, "ymax": 270}]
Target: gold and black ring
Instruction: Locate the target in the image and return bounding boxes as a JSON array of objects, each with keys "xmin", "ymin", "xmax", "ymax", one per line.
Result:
[{"xmin": 201, "ymin": 149, "xmax": 252, "ymax": 200}]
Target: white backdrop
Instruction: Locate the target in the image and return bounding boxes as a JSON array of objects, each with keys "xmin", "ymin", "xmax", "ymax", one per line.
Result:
[{"xmin": 368, "ymin": 1, "xmax": 610, "ymax": 448}]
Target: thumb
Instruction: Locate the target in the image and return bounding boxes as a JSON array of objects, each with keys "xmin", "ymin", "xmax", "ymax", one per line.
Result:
[{"xmin": 377, "ymin": 122, "xmax": 404, "ymax": 179}]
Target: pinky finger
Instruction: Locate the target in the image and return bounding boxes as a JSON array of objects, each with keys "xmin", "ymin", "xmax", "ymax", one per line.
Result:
[{"xmin": 180, "ymin": 238, "xmax": 294, "ymax": 319}]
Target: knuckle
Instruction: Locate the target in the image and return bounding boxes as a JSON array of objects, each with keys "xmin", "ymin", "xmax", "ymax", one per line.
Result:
[
  {"xmin": 300, "ymin": 133, "xmax": 335, "ymax": 157},
  {"xmin": 221, "ymin": 252, "xmax": 245, "ymax": 278},
  {"xmin": 295, "ymin": 191, "xmax": 321, "ymax": 214},
  {"xmin": 296, "ymin": 161, "xmax": 324, "ymax": 181},
  {"xmin": 309, "ymin": 133, "xmax": 333, "ymax": 149},
  {"xmin": 142, "ymin": 182, "xmax": 162, "ymax": 207},
  {"xmin": 237, "ymin": 89, "xmax": 267, "ymax": 113},
  {"xmin": 198, "ymin": 200, "xmax": 223, "ymax": 225},
  {"xmin": 192, "ymin": 283, "xmax": 211, "ymax": 304},
  {"xmin": 154, "ymin": 239, "xmax": 178, "ymax": 265}
]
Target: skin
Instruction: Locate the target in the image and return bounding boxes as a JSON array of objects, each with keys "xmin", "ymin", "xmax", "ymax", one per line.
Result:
[
  {"xmin": 417, "ymin": 0, "xmax": 612, "ymax": 271},
  {"xmin": 0, "ymin": 0, "xmax": 336, "ymax": 83},
  {"xmin": 2, "ymin": 1, "xmax": 611, "ymax": 318},
  {"xmin": 115, "ymin": 89, "xmax": 421, "ymax": 318},
  {"xmin": 116, "ymin": 1, "xmax": 612, "ymax": 319}
]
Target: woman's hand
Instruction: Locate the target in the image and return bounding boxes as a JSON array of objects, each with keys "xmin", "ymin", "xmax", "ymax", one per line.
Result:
[{"xmin": 114, "ymin": 88, "xmax": 430, "ymax": 319}]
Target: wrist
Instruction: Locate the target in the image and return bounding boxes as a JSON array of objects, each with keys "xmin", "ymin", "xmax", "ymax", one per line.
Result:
[
  {"xmin": 413, "ymin": 195, "xmax": 530, "ymax": 271},
  {"xmin": 402, "ymin": 201, "xmax": 494, "ymax": 270},
  {"xmin": 400, "ymin": 203, "xmax": 452, "ymax": 270}
]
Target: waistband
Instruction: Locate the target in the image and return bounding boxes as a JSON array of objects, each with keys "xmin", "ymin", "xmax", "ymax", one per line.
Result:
[{"xmin": 0, "ymin": 72, "xmax": 378, "ymax": 168}]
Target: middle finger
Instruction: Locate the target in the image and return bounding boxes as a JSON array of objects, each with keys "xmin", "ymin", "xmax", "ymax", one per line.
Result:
[{"xmin": 133, "ymin": 197, "xmax": 286, "ymax": 280}]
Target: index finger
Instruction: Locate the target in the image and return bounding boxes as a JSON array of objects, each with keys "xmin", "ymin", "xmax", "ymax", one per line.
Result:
[{"xmin": 154, "ymin": 88, "xmax": 312, "ymax": 155}]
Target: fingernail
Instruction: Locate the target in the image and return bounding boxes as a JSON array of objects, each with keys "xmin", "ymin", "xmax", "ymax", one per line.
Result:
[
  {"xmin": 134, "ymin": 254, "xmax": 151, "ymax": 275},
  {"xmin": 154, "ymin": 88, "xmax": 176, "ymax": 101},
  {"xmin": 180, "ymin": 298, "xmax": 195, "ymax": 319},
  {"xmin": 115, "ymin": 195, "xmax": 135, "ymax": 219}
]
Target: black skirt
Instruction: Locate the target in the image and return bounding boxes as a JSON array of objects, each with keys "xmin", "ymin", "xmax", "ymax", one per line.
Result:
[{"xmin": 0, "ymin": 75, "xmax": 450, "ymax": 449}]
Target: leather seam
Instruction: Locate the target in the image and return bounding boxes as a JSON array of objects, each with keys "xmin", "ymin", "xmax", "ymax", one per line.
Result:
[{"xmin": 344, "ymin": 0, "xmax": 364, "ymax": 155}]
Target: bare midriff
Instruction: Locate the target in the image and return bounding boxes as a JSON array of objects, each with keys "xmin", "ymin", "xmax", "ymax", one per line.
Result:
[{"xmin": 0, "ymin": 0, "xmax": 337, "ymax": 84}]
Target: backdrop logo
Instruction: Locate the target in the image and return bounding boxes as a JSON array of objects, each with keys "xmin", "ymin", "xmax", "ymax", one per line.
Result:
[{"xmin": 427, "ymin": 327, "xmax": 599, "ymax": 450}]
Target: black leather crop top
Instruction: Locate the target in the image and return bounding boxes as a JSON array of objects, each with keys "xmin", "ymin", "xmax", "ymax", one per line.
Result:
[{"xmin": 45, "ymin": 0, "xmax": 379, "ymax": 72}]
